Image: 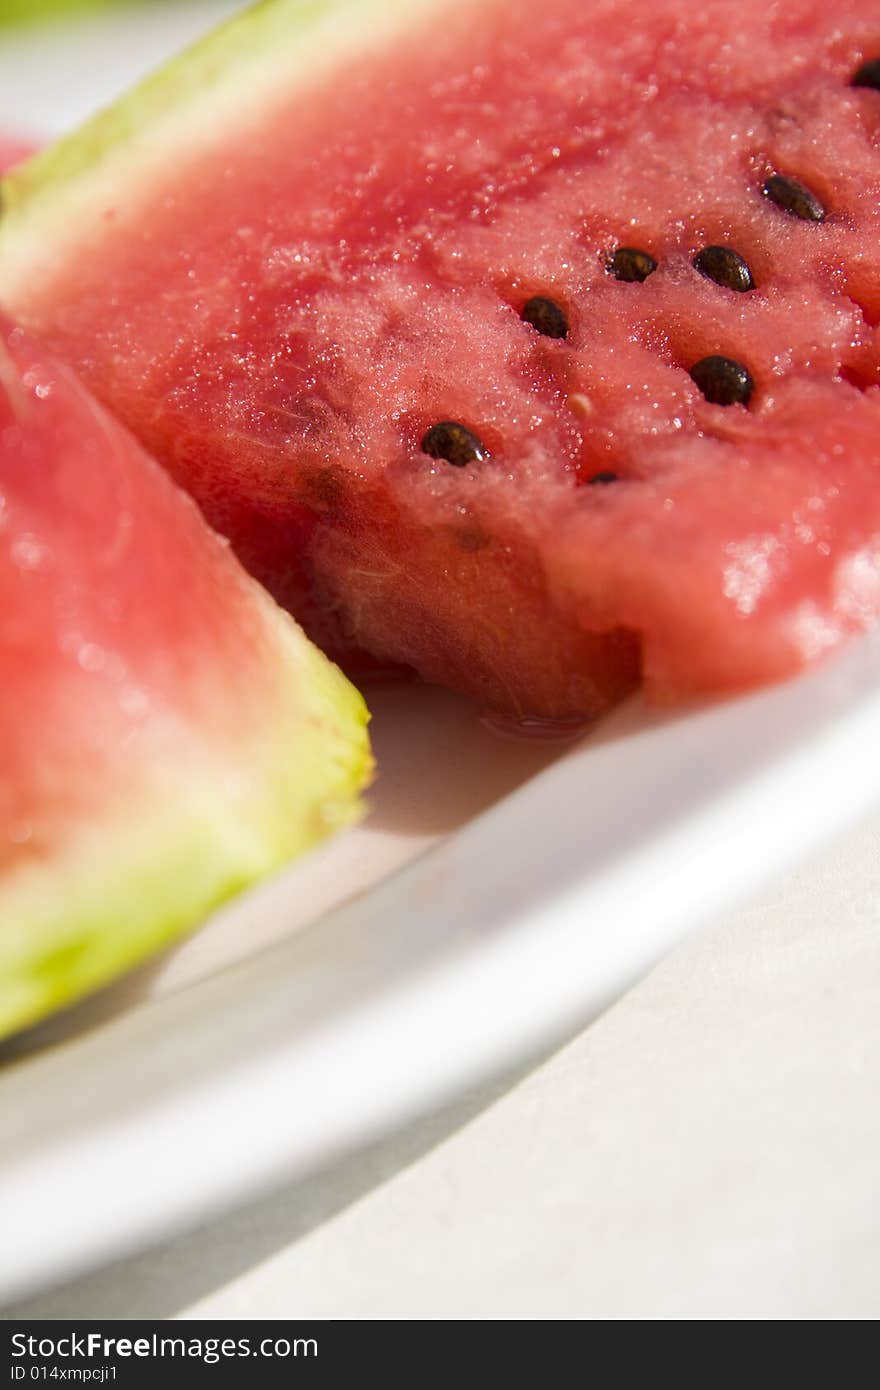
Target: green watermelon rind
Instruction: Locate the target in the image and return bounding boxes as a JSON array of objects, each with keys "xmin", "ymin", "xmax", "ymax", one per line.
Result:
[
  {"xmin": 0, "ymin": 614, "xmax": 372, "ymax": 1043},
  {"xmin": 0, "ymin": 0, "xmax": 386, "ymax": 1043},
  {"xmin": 0, "ymin": 0, "xmax": 454, "ymax": 271}
]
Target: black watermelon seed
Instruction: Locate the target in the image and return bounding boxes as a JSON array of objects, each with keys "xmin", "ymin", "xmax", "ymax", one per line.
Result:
[
  {"xmin": 421, "ymin": 421, "xmax": 490, "ymax": 467},
  {"xmin": 588, "ymin": 470, "xmax": 619, "ymax": 485},
  {"xmin": 521, "ymin": 295, "xmax": 569, "ymax": 339},
  {"xmin": 851, "ymin": 58, "xmax": 880, "ymax": 90},
  {"xmin": 762, "ymin": 174, "xmax": 826, "ymax": 222},
  {"xmin": 690, "ymin": 355, "xmax": 754, "ymax": 407},
  {"xmin": 693, "ymin": 245, "xmax": 755, "ymax": 293},
  {"xmin": 609, "ymin": 247, "xmax": 657, "ymax": 282}
]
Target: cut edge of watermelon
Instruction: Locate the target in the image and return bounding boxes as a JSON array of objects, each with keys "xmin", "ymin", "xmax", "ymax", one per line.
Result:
[
  {"xmin": 0, "ymin": 621, "xmax": 372, "ymax": 1043},
  {"xmin": 0, "ymin": 0, "xmax": 458, "ymax": 284}
]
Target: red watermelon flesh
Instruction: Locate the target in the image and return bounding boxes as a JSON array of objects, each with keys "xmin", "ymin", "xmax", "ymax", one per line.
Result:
[
  {"xmin": 0, "ymin": 137, "xmax": 36, "ymax": 171},
  {"xmin": 0, "ymin": 313, "xmax": 370, "ymax": 1040},
  {"xmin": 1, "ymin": 0, "xmax": 879, "ymax": 719}
]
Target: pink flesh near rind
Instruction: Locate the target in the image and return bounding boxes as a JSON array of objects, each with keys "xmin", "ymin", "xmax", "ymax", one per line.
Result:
[
  {"xmin": 0, "ymin": 138, "xmax": 36, "ymax": 172},
  {"xmin": 0, "ymin": 312, "xmax": 367, "ymax": 866},
  {"xmin": 0, "ymin": 311, "xmax": 371, "ymax": 1037},
  {"xmin": 3, "ymin": 0, "xmax": 880, "ymax": 718},
  {"xmin": 0, "ymin": 319, "xmax": 269, "ymax": 856}
]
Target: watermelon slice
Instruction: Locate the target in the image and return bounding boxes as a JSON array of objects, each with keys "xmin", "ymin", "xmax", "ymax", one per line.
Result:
[
  {"xmin": 0, "ymin": 314, "xmax": 371, "ymax": 1041},
  {"xmin": 1, "ymin": 0, "xmax": 879, "ymax": 719}
]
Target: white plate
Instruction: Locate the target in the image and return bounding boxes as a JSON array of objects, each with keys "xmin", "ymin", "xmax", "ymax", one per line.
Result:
[
  {"xmin": 5, "ymin": 638, "xmax": 880, "ymax": 1302},
  {"xmin": 3, "ymin": 3, "xmax": 880, "ymax": 1304}
]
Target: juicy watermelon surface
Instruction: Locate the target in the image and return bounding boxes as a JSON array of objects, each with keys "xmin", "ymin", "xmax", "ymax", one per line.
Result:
[
  {"xmin": 0, "ymin": 312, "xmax": 370, "ymax": 1038},
  {"xmin": 2, "ymin": 320, "xmax": 270, "ymax": 851},
  {"xmin": 2, "ymin": 0, "xmax": 880, "ymax": 718},
  {"xmin": 0, "ymin": 137, "xmax": 34, "ymax": 170}
]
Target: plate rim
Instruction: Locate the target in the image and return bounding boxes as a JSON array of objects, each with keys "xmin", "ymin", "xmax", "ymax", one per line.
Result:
[{"xmin": 4, "ymin": 634, "xmax": 880, "ymax": 1303}]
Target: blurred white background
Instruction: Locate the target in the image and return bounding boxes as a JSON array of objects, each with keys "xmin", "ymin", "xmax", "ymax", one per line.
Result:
[{"xmin": 0, "ymin": 1, "xmax": 240, "ymax": 139}]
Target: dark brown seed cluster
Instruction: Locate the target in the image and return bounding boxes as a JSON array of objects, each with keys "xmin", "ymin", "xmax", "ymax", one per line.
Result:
[
  {"xmin": 422, "ymin": 63, "xmax": 875, "ymax": 463},
  {"xmin": 521, "ymin": 295, "xmax": 569, "ymax": 339},
  {"xmin": 587, "ymin": 471, "xmax": 619, "ymax": 485},
  {"xmin": 690, "ymin": 355, "xmax": 754, "ymax": 407},
  {"xmin": 762, "ymin": 173, "xmax": 826, "ymax": 222},
  {"xmin": 421, "ymin": 420, "xmax": 490, "ymax": 467},
  {"xmin": 851, "ymin": 57, "xmax": 880, "ymax": 90},
  {"xmin": 693, "ymin": 245, "xmax": 755, "ymax": 292},
  {"xmin": 609, "ymin": 247, "xmax": 657, "ymax": 282}
]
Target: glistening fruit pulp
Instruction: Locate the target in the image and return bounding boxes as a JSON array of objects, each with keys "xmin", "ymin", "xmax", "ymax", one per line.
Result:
[
  {"xmin": 1, "ymin": 0, "xmax": 879, "ymax": 718},
  {"xmin": 0, "ymin": 314, "xmax": 371, "ymax": 1040}
]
